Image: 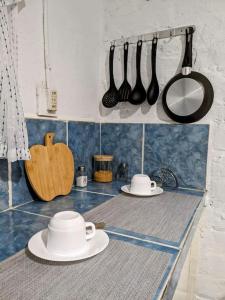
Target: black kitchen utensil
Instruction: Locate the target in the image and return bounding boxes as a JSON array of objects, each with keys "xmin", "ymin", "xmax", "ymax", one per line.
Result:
[
  {"xmin": 129, "ymin": 40, "xmax": 146, "ymax": 105},
  {"xmin": 150, "ymin": 168, "xmax": 178, "ymax": 189},
  {"xmin": 147, "ymin": 37, "xmax": 159, "ymax": 105},
  {"xmin": 102, "ymin": 45, "xmax": 120, "ymax": 108},
  {"xmin": 119, "ymin": 42, "xmax": 132, "ymax": 101},
  {"xmin": 116, "ymin": 162, "xmax": 128, "ymax": 182},
  {"xmin": 162, "ymin": 28, "xmax": 214, "ymax": 123},
  {"xmin": 94, "ymin": 222, "xmax": 105, "ymax": 229}
]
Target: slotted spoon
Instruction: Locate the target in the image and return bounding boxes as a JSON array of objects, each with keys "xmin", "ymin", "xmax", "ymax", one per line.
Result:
[
  {"xmin": 119, "ymin": 42, "xmax": 131, "ymax": 102},
  {"xmin": 102, "ymin": 45, "xmax": 120, "ymax": 108}
]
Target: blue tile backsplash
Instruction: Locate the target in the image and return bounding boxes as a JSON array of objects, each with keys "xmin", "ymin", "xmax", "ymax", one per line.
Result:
[
  {"xmin": 12, "ymin": 119, "xmax": 67, "ymax": 206},
  {"xmin": 0, "ymin": 160, "xmax": 8, "ymax": 211},
  {"xmin": 144, "ymin": 124, "xmax": 209, "ymax": 190},
  {"xmin": 0, "ymin": 118, "xmax": 209, "ymax": 212},
  {"xmin": 101, "ymin": 123, "xmax": 143, "ymax": 179},
  {"xmin": 26, "ymin": 118, "xmax": 67, "ymax": 146},
  {"xmin": 68, "ymin": 121, "xmax": 100, "ymax": 179}
]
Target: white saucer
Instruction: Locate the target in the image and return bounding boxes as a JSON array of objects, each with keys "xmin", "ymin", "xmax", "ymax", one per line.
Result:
[
  {"xmin": 121, "ymin": 185, "xmax": 163, "ymax": 197},
  {"xmin": 28, "ymin": 229, "xmax": 109, "ymax": 262}
]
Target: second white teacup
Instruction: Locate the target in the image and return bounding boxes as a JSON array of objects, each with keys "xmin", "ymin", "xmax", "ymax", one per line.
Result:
[
  {"xmin": 130, "ymin": 174, "xmax": 157, "ymax": 195},
  {"xmin": 47, "ymin": 211, "xmax": 96, "ymax": 256}
]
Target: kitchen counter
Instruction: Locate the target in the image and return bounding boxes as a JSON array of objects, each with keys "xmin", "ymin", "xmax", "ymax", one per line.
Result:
[{"xmin": 0, "ymin": 181, "xmax": 204, "ymax": 300}]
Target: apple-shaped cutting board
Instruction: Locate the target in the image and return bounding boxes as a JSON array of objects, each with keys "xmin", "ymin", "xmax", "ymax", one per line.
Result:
[{"xmin": 25, "ymin": 132, "xmax": 74, "ymax": 201}]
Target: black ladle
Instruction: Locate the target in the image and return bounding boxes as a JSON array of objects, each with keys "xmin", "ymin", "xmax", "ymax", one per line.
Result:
[
  {"xmin": 129, "ymin": 40, "xmax": 146, "ymax": 105},
  {"xmin": 119, "ymin": 42, "xmax": 131, "ymax": 101},
  {"xmin": 147, "ymin": 37, "xmax": 159, "ymax": 105},
  {"xmin": 102, "ymin": 45, "xmax": 120, "ymax": 108}
]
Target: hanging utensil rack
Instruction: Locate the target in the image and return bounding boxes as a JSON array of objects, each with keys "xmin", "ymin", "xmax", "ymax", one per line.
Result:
[{"xmin": 108, "ymin": 25, "xmax": 196, "ymax": 47}]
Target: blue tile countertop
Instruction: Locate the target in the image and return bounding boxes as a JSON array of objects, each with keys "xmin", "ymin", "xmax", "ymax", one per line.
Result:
[{"xmin": 0, "ymin": 181, "xmax": 203, "ymax": 300}]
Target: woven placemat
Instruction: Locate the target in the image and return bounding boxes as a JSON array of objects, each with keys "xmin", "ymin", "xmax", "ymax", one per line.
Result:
[
  {"xmin": 84, "ymin": 191, "xmax": 201, "ymax": 247},
  {"xmin": 0, "ymin": 235, "xmax": 176, "ymax": 300}
]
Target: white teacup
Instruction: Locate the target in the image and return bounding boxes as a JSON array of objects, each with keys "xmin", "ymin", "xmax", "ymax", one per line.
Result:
[
  {"xmin": 47, "ymin": 211, "xmax": 96, "ymax": 256},
  {"xmin": 130, "ymin": 174, "xmax": 157, "ymax": 195}
]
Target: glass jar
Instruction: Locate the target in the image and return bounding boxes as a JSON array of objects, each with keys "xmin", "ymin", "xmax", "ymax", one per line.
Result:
[
  {"xmin": 93, "ymin": 155, "xmax": 113, "ymax": 183},
  {"xmin": 116, "ymin": 162, "xmax": 128, "ymax": 182}
]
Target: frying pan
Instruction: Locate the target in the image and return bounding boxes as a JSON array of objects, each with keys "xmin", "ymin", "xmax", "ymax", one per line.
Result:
[{"xmin": 162, "ymin": 28, "xmax": 214, "ymax": 123}]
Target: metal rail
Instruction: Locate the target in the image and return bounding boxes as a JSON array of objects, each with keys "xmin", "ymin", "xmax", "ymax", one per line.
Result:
[{"xmin": 107, "ymin": 25, "xmax": 196, "ymax": 47}]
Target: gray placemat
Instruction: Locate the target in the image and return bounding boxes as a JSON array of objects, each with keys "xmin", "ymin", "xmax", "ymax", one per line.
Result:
[
  {"xmin": 84, "ymin": 191, "xmax": 201, "ymax": 247},
  {"xmin": 0, "ymin": 236, "xmax": 175, "ymax": 300}
]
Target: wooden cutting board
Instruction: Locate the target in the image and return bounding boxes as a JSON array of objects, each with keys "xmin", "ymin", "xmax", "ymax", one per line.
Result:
[{"xmin": 25, "ymin": 132, "xmax": 74, "ymax": 201}]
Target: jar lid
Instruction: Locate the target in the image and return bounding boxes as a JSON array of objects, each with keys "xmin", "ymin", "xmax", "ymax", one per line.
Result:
[
  {"xmin": 94, "ymin": 155, "xmax": 113, "ymax": 162},
  {"xmin": 78, "ymin": 165, "xmax": 85, "ymax": 171}
]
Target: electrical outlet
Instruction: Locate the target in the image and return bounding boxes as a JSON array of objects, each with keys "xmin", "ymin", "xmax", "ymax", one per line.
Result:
[
  {"xmin": 36, "ymin": 83, "xmax": 57, "ymax": 117},
  {"xmin": 48, "ymin": 90, "xmax": 57, "ymax": 112}
]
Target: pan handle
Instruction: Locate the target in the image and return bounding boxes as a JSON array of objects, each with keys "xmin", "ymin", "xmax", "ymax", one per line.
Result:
[
  {"xmin": 124, "ymin": 42, "xmax": 129, "ymax": 80},
  {"xmin": 182, "ymin": 28, "xmax": 194, "ymax": 76}
]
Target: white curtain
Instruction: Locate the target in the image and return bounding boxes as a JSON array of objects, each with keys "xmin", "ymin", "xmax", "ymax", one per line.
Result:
[
  {"xmin": 0, "ymin": 0, "xmax": 30, "ymax": 162},
  {"xmin": 0, "ymin": 1, "xmax": 22, "ymax": 6}
]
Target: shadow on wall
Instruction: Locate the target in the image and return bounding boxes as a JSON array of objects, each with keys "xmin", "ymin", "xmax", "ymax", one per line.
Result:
[
  {"xmin": 17, "ymin": 0, "xmax": 25, "ymax": 12},
  {"xmin": 0, "ymin": 160, "xmax": 8, "ymax": 211},
  {"xmin": 0, "ymin": 160, "xmax": 8, "ymax": 184},
  {"xmin": 11, "ymin": 160, "xmax": 37, "ymax": 206}
]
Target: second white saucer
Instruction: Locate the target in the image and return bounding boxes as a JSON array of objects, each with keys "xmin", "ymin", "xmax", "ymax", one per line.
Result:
[{"xmin": 121, "ymin": 184, "xmax": 163, "ymax": 197}]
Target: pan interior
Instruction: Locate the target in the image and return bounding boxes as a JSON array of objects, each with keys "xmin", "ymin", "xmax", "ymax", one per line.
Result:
[{"xmin": 166, "ymin": 78, "xmax": 204, "ymax": 116}]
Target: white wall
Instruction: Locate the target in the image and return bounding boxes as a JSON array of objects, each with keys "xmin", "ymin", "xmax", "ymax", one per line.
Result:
[
  {"xmin": 101, "ymin": 0, "xmax": 225, "ymax": 299},
  {"xmin": 15, "ymin": 0, "xmax": 103, "ymax": 121}
]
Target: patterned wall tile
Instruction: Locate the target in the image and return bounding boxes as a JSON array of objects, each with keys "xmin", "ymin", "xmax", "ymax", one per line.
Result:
[
  {"xmin": 101, "ymin": 123, "xmax": 143, "ymax": 179},
  {"xmin": 0, "ymin": 160, "xmax": 8, "ymax": 211},
  {"xmin": 12, "ymin": 119, "xmax": 67, "ymax": 206},
  {"xmin": 26, "ymin": 119, "xmax": 67, "ymax": 146},
  {"xmin": 144, "ymin": 124, "xmax": 209, "ymax": 190},
  {"xmin": 68, "ymin": 122, "xmax": 100, "ymax": 179},
  {"xmin": 11, "ymin": 161, "xmax": 36, "ymax": 206},
  {"xmin": 0, "ymin": 210, "xmax": 49, "ymax": 261}
]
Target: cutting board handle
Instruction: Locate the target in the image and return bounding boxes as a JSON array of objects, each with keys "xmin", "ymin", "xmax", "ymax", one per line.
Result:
[{"xmin": 45, "ymin": 132, "xmax": 55, "ymax": 146}]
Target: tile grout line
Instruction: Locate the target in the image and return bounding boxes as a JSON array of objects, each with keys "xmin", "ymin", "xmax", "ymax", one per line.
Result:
[
  {"xmin": 13, "ymin": 200, "xmax": 34, "ymax": 209},
  {"xmin": 178, "ymin": 186, "xmax": 204, "ymax": 192},
  {"xmin": 141, "ymin": 124, "xmax": 145, "ymax": 174},
  {"xmin": 0, "ymin": 200, "xmax": 34, "ymax": 215},
  {"xmin": 99, "ymin": 122, "xmax": 102, "ymax": 154},
  {"xmin": 0, "ymin": 207, "xmax": 12, "ymax": 214},
  {"xmin": 7, "ymin": 162, "xmax": 12, "ymax": 208},
  {"xmin": 72, "ymin": 187, "xmax": 116, "ymax": 197},
  {"xmin": 105, "ymin": 230, "xmax": 179, "ymax": 251},
  {"xmin": 66, "ymin": 120, "xmax": 69, "ymax": 146},
  {"xmin": 13, "ymin": 208, "xmax": 51, "ymax": 219}
]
